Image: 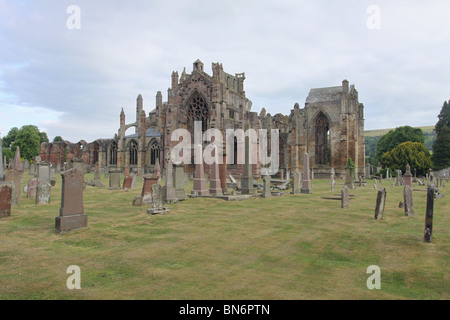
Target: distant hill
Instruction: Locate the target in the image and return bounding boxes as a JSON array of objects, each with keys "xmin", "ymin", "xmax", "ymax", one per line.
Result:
[
  {"xmin": 365, "ymin": 126, "xmax": 435, "ymax": 137},
  {"xmin": 364, "ymin": 126, "xmax": 436, "ymax": 163}
]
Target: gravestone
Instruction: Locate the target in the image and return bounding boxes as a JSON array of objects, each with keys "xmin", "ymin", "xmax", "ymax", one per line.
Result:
[
  {"xmin": 13, "ymin": 146, "xmax": 23, "ymax": 171},
  {"xmin": 374, "ymin": 187, "xmax": 387, "ymax": 220},
  {"xmin": 38, "ymin": 162, "xmax": 51, "ymax": 184},
  {"xmin": 27, "ymin": 178, "xmax": 42, "ymax": 199},
  {"xmin": 311, "ymin": 169, "xmax": 314, "ymax": 180},
  {"xmin": 71, "ymin": 158, "xmax": 84, "ymax": 175},
  {"xmin": 23, "ymin": 159, "xmax": 30, "ymax": 172},
  {"xmin": 55, "ymin": 169, "xmax": 87, "ymax": 233},
  {"xmin": 263, "ymin": 175, "xmax": 272, "ymax": 198},
  {"xmin": 123, "ymin": 175, "xmax": 133, "ymax": 191},
  {"xmin": 50, "ymin": 167, "xmax": 56, "ymax": 186},
  {"xmin": 163, "ymin": 155, "xmax": 178, "ymax": 204},
  {"xmin": 341, "ymin": 186, "xmax": 349, "ymax": 209},
  {"xmin": 131, "ymin": 173, "xmax": 137, "ymax": 188},
  {"xmin": 424, "ymin": 184, "xmax": 434, "ymax": 243},
  {"xmin": 192, "ymin": 145, "xmax": 209, "ymax": 196},
  {"xmin": 403, "ymin": 164, "xmax": 413, "ymax": 187},
  {"xmin": 330, "ymin": 168, "xmax": 335, "ymax": 191},
  {"xmin": 208, "ymin": 151, "xmax": 223, "ymax": 196},
  {"xmin": 395, "ymin": 170, "xmax": 401, "ymax": 186},
  {"xmin": 345, "ymin": 168, "xmax": 354, "ymax": 190},
  {"xmin": 241, "ymin": 135, "xmax": 256, "ymax": 195},
  {"xmin": 36, "ymin": 182, "xmax": 51, "ymax": 205},
  {"xmin": 56, "ymin": 163, "xmax": 61, "ymax": 172},
  {"xmin": 292, "ymin": 171, "xmax": 301, "ymax": 194},
  {"xmin": 0, "ymin": 183, "xmax": 13, "ymax": 218},
  {"xmin": 403, "ymin": 185, "xmax": 415, "ymax": 216},
  {"xmin": 108, "ymin": 169, "xmax": 121, "ymax": 190},
  {"xmin": 140, "ymin": 174, "xmax": 159, "ymax": 205},
  {"xmin": 147, "ymin": 184, "xmax": 169, "ymax": 215},
  {"xmin": 5, "ymin": 167, "xmax": 23, "ymax": 201},
  {"xmin": 174, "ymin": 163, "xmax": 188, "ymax": 200},
  {"xmin": 29, "ymin": 162, "xmax": 36, "ymax": 176},
  {"xmin": 123, "ymin": 166, "xmax": 130, "ymax": 177},
  {"xmin": 301, "ymin": 153, "xmax": 312, "ymax": 194},
  {"xmin": 94, "ymin": 168, "xmax": 101, "ymax": 181},
  {"xmin": 359, "ymin": 176, "xmax": 363, "ymax": 187},
  {"xmin": 374, "ymin": 179, "xmax": 378, "ymax": 190}
]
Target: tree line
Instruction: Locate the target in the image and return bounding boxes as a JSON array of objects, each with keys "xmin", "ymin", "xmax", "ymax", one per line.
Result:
[{"xmin": 365, "ymin": 100, "xmax": 450, "ymax": 175}]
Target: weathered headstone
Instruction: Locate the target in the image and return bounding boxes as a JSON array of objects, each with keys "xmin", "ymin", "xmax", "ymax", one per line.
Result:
[
  {"xmin": 108, "ymin": 169, "xmax": 121, "ymax": 190},
  {"xmin": 0, "ymin": 183, "xmax": 13, "ymax": 218},
  {"xmin": 208, "ymin": 148, "xmax": 223, "ymax": 196},
  {"xmin": 23, "ymin": 159, "xmax": 30, "ymax": 172},
  {"xmin": 345, "ymin": 168, "xmax": 354, "ymax": 190},
  {"xmin": 123, "ymin": 166, "xmax": 130, "ymax": 177},
  {"xmin": 29, "ymin": 162, "xmax": 36, "ymax": 176},
  {"xmin": 192, "ymin": 145, "xmax": 209, "ymax": 196},
  {"xmin": 123, "ymin": 175, "xmax": 133, "ymax": 191},
  {"xmin": 13, "ymin": 146, "xmax": 23, "ymax": 172},
  {"xmin": 403, "ymin": 185, "xmax": 415, "ymax": 216},
  {"xmin": 301, "ymin": 153, "xmax": 312, "ymax": 194},
  {"xmin": 38, "ymin": 162, "xmax": 51, "ymax": 184},
  {"xmin": 241, "ymin": 135, "xmax": 256, "ymax": 195},
  {"xmin": 374, "ymin": 187, "xmax": 387, "ymax": 220},
  {"xmin": 131, "ymin": 173, "xmax": 137, "ymax": 188},
  {"xmin": 5, "ymin": 168, "xmax": 23, "ymax": 201},
  {"xmin": 403, "ymin": 164, "xmax": 412, "ymax": 187},
  {"xmin": 36, "ymin": 182, "xmax": 51, "ymax": 205},
  {"xmin": 27, "ymin": 178, "xmax": 42, "ymax": 199},
  {"xmin": 341, "ymin": 185, "xmax": 349, "ymax": 209},
  {"xmin": 374, "ymin": 179, "xmax": 378, "ymax": 190},
  {"xmin": 139, "ymin": 174, "xmax": 159, "ymax": 205},
  {"xmin": 55, "ymin": 169, "xmax": 87, "ymax": 233},
  {"xmin": 147, "ymin": 184, "xmax": 169, "ymax": 215},
  {"xmin": 263, "ymin": 175, "xmax": 272, "ymax": 198},
  {"xmin": 50, "ymin": 167, "xmax": 56, "ymax": 186},
  {"xmin": 292, "ymin": 171, "xmax": 301, "ymax": 194},
  {"xmin": 330, "ymin": 168, "xmax": 335, "ymax": 191},
  {"xmin": 424, "ymin": 184, "xmax": 434, "ymax": 243},
  {"xmin": 173, "ymin": 163, "xmax": 188, "ymax": 200},
  {"xmin": 163, "ymin": 155, "xmax": 178, "ymax": 204}
]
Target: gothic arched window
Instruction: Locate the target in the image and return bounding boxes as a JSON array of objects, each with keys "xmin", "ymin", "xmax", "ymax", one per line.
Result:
[
  {"xmin": 129, "ymin": 140, "xmax": 138, "ymax": 165},
  {"xmin": 315, "ymin": 112, "xmax": 330, "ymax": 165},
  {"xmin": 109, "ymin": 141, "xmax": 118, "ymax": 165},
  {"xmin": 150, "ymin": 140, "xmax": 160, "ymax": 166},
  {"xmin": 187, "ymin": 92, "xmax": 209, "ymax": 132}
]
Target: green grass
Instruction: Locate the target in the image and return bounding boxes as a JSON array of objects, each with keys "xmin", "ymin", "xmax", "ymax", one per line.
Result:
[{"xmin": 0, "ymin": 172, "xmax": 449, "ymax": 300}]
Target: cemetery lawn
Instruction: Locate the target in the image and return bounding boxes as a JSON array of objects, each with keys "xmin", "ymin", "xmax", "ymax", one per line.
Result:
[{"xmin": 0, "ymin": 173, "xmax": 449, "ymax": 300}]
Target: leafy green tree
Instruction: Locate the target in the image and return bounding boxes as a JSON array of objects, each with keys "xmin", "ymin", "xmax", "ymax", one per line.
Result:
[
  {"xmin": 432, "ymin": 100, "xmax": 450, "ymax": 170},
  {"xmin": 345, "ymin": 158, "xmax": 356, "ymax": 180},
  {"xmin": 53, "ymin": 136, "xmax": 64, "ymax": 143},
  {"xmin": 2, "ymin": 127, "xmax": 19, "ymax": 147},
  {"xmin": 39, "ymin": 131, "xmax": 49, "ymax": 144},
  {"xmin": 375, "ymin": 126, "xmax": 425, "ymax": 161},
  {"xmin": 380, "ymin": 141, "xmax": 431, "ymax": 176},
  {"xmin": 10, "ymin": 125, "xmax": 42, "ymax": 160}
]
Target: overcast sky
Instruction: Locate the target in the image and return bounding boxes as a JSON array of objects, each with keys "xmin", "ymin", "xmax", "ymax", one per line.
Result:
[{"xmin": 1, "ymin": 0, "xmax": 449, "ymax": 142}]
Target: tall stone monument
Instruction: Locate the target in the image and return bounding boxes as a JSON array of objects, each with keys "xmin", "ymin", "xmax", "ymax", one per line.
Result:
[
  {"xmin": 424, "ymin": 184, "xmax": 434, "ymax": 243},
  {"xmin": 374, "ymin": 187, "xmax": 387, "ymax": 220},
  {"xmin": 403, "ymin": 164, "xmax": 413, "ymax": 187},
  {"xmin": 55, "ymin": 169, "xmax": 87, "ymax": 233},
  {"xmin": 0, "ymin": 183, "xmax": 13, "ymax": 218},
  {"xmin": 341, "ymin": 185, "xmax": 349, "ymax": 209},
  {"xmin": 173, "ymin": 163, "xmax": 188, "ymax": 200},
  {"xmin": 301, "ymin": 153, "xmax": 312, "ymax": 194},
  {"xmin": 241, "ymin": 135, "xmax": 256, "ymax": 195},
  {"xmin": 191, "ymin": 144, "xmax": 209, "ymax": 196},
  {"xmin": 403, "ymin": 185, "xmax": 415, "ymax": 216},
  {"xmin": 163, "ymin": 155, "xmax": 178, "ymax": 204},
  {"xmin": 208, "ymin": 146, "xmax": 222, "ymax": 196}
]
